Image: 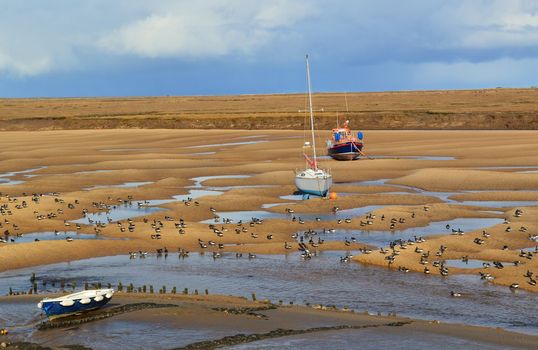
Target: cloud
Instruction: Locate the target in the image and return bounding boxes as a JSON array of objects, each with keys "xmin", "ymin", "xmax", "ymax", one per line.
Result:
[
  {"xmin": 314, "ymin": 0, "xmax": 538, "ymax": 65},
  {"xmin": 1, "ymin": 0, "xmax": 538, "ymax": 89},
  {"xmin": 0, "ymin": 0, "xmax": 315, "ymax": 77},
  {"xmin": 0, "ymin": 1, "xmax": 122, "ymax": 77},
  {"xmin": 97, "ymin": 0, "xmax": 315, "ymax": 58},
  {"xmin": 0, "ymin": 53, "xmax": 52, "ymax": 77}
]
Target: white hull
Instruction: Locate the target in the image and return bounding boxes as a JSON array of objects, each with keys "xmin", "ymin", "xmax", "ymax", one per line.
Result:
[{"xmin": 295, "ymin": 169, "xmax": 332, "ymax": 196}]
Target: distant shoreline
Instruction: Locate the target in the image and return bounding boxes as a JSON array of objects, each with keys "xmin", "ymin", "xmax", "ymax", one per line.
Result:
[{"xmin": 1, "ymin": 88, "xmax": 538, "ymax": 130}]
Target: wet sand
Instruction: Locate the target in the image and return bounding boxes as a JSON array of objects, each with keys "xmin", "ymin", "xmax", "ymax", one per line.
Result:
[
  {"xmin": 0, "ymin": 130, "xmax": 538, "ymax": 291},
  {"xmin": 1, "ymin": 293, "xmax": 537, "ymax": 349},
  {"xmin": 1, "ymin": 129, "xmax": 538, "ymax": 347},
  {"xmin": 0, "ymin": 130, "xmax": 537, "ymax": 291}
]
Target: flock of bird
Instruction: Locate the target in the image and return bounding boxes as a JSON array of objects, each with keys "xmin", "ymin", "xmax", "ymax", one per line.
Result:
[{"xmin": 1, "ymin": 189, "xmax": 537, "ymax": 294}]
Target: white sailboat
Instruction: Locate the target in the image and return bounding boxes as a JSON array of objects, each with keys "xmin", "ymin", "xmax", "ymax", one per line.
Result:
[{"xmin": 295, "ymin": 55, "xmax": 333, "ymax": 197}]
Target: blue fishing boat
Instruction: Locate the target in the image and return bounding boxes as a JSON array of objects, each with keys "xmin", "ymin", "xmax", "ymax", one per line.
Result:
[
  {"xmin": 327, "ymin": 120, "xmax": 365, "ymax": 161},
  {"xmin": 37, "ymin": 289, "xmax": 114, "ymax": 319}
]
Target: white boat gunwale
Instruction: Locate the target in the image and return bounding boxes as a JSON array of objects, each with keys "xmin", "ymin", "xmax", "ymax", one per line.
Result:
[{"xmin": 39, "ymin": 289, "xmax": 114, "ymax": 303}]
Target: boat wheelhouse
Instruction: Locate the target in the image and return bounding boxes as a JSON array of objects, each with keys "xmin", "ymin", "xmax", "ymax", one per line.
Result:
[{"xmin": 327, "ymin": 120, "xmax": 364, "ymax": 161}]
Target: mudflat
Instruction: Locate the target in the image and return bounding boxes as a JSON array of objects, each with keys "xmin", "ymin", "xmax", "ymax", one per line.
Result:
[
  {"xmin": 2, "ymin": 293, "xmax": 537, "ymax": 349},
  {"xmin": 0, "ymin": 129, "xmax": 537, "ymax": 291},
  {"xmin": 1, "ymin": 129, "xmax": 538, "ymax": 349}
]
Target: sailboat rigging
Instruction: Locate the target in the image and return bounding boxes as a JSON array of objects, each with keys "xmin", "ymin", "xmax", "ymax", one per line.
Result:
[{"xmin": 295, "ymin": 55, "xmax": 333, "ymax": 197}]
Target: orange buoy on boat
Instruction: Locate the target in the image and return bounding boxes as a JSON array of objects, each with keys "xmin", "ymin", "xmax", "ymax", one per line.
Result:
[{"xmin": 329, "ymin": 192, "xmax": 337, "ymax": 200}]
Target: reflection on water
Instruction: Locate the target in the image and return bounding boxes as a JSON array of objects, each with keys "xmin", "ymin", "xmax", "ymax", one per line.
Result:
[
  {"xmin": 315, "ymin": 218, "xmax": 504, "ymax": 247},
  {"xmin": 100, "ymin": 148, "xmax": 157, "ymax": 152},
  {"xmin": 261, "ymin": 202, "xmax": 296, "ymax": 209},
  {"xmin": 71, "ymin": 175, "xmax": 254, "ymax": 224},
  {"xmin": 189, "ymin": 175, "xmax": 251, "ymax": 188},
  {"xmin": 146, "ymin": 190, "xmax": 224, "ymax": 206},
  {"xmin": 201, "ymin": 206, "xmax": 382, "ymax": 224},
  {"xmin": 186, "ymin": 141, "xmax": 269, "ymax": 149},
  {"xmin": 351, "ymin": 179, "xmax": 538, "ymax": 207},
  {"xmin": 71, "ymin": 204, "xmax": 164, "ymax": 225},
  {"xmin": 0, "ymin": 300, "xmax": 41, "ymax": 332},
  {"xmin": 0, "ymin": 166, "xmax": 48, "ymax": 186},
  {"xmin": 368, "ymin": 155, "xmax": 456, "ymax": 161},
  {"xmin": 280, "ymin": 194, "xmax": 310, "ymax": 200},
  {"xmin": 521, "ymin": 246, "xmax": 538, "ymax": 253},
  {"xmin": 319, "ymin": 155, "xmax": 456, "ymax": 161},
  {"xmin": 4, "ymin": 231, "xmax": 99, "ymax": 243},
  {"xmin": 228, "ymin": 328, "xmax": 511, "ymax": 350},
  {"xmin": 459, "ymin": 201, "xmax": 538, "ymax": 208},
  {"xmin": 50, "ymin": 319, "xmax": 234, "ymax": 350},
  {"xmin": 84, "ymin": 181, "xmax": 153, "ymax": 191},
  {"xmin": 191, "ymin": 151, "xmax": 217, "ymax": 156},
  {"xmin": 443, "ymin": 259, "xmax": 515, "ymax": 269},
  {"xmin": 2, "ymin": 252, "xmax": 538, "ymax": 335}
]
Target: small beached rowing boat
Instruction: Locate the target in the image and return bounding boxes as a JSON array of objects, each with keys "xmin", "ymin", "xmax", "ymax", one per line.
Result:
[{"xmin": 37, "ymin": 289, "xmax": 114, "ymax": 319}]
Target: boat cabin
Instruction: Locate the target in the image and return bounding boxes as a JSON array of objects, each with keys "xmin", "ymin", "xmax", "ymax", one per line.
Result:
[{"xmin": 332, "ymin": 128, "xmax": 353, "ymax": 143}]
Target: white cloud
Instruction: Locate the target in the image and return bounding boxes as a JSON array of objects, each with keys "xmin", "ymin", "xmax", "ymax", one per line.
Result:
[
  {"xmin": 0, "ymin": 1, "xmax": 314, "ymax": 76},
  {"xmin": 98, "ymin": 0, "xmax": 313, "ymax": 58},
  {"xmin": 432, "ymin": 1, "xmax": 538, "ymax": 49},
  {"xmin": 0, "ymin": 53, "xmax": 52, "ymax": 76},
  {"xmin": 254, "ymin": 0, "xmax": 317, "ymax": 29},
  {"xmin": 2, "ymin": 0, "xmax": 538, "ymax": 79}
]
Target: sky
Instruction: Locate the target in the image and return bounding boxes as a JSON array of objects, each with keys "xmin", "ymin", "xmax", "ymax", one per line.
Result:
[{"xmin": 1, "ymin": 0, "xmax": 538, "ymax": 97}]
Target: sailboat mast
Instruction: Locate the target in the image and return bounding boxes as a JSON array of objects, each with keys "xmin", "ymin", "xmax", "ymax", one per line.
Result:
[{"xmin": 305, "ymin": 54, "xmax": 317, "ymax": 170}]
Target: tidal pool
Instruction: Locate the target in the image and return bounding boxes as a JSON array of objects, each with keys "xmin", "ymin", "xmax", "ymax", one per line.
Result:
[
  {"xmin": 1, "ymin": 252, "xmax": 538, "ymax": 335},
  {"xmin": 298, "ymin": 217, "xmax": 504, "ymax": 247}
]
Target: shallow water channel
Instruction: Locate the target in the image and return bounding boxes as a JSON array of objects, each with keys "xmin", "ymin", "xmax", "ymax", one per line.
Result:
[{"xmin": 1, "ymin": 251, "xmax": 538, "ymax": 336}]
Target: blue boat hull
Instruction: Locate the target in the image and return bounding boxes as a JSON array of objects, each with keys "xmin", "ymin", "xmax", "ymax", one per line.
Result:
[
  {"xmin": 41, "ymin": 296, "xmax": 112, "ymax": 318},
  {"xmin": 299, "ymin": 188, "xmax": 329, "ymax": 197},
  {"xmin": 328, "ymin": 141, "xmax": 363, "ymax": 161}
]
